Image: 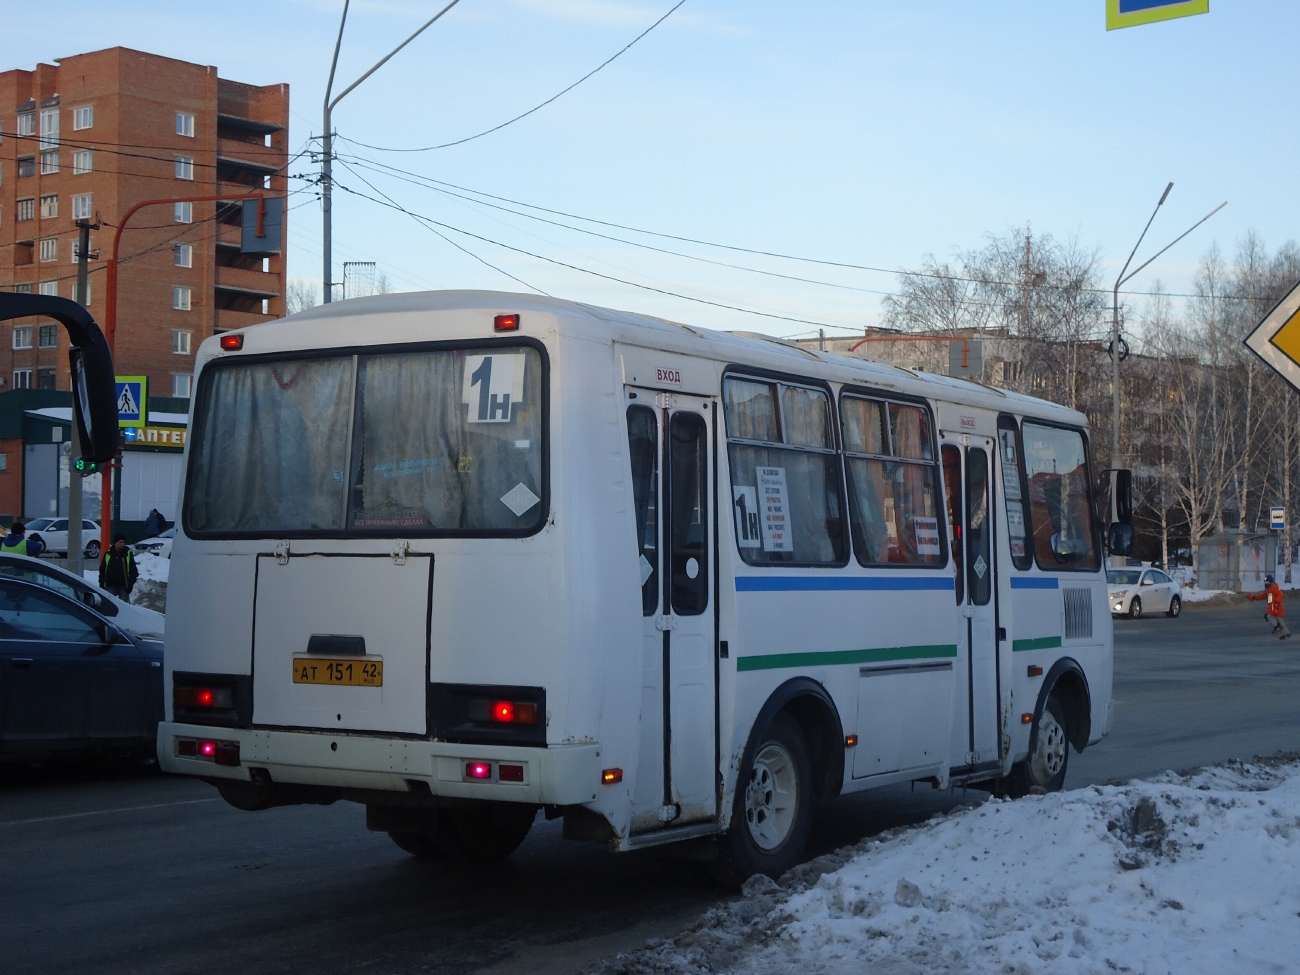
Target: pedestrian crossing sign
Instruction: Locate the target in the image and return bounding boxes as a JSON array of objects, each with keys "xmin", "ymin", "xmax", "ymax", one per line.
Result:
[{"xmin": 116, "ymin": 375, "xmax": 147, "ymax": 428}]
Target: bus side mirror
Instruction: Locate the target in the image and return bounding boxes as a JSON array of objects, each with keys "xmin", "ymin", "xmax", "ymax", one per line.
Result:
[
  {"xmin": 1107, "ymin": 522, "xmax": 1135, "ymax": 557},
  {"xmin": 1110, "ymin": 469, "xmax": 1133, "ymax": 524}
]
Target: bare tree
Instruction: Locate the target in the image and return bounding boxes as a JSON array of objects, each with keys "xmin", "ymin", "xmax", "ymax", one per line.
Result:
[{"xmin": 286, "ymin": 279, "xmax": 320, "ymax": 315}]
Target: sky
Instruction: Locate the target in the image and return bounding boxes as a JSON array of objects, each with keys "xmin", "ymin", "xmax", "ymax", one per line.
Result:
[
  {"xmin": 589, "ymin": 756, "xmax": 1300, "ymax": 975},
  {"xmin": 5, "ymin": 1, "xmax": 1297, "ymax": 340}
]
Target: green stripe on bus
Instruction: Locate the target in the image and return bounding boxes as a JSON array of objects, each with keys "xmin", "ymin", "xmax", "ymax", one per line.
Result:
[
  {"xmin": 1012, "ymin": 636, "xmax": 1062, "ymax": 652},
  {"xmin": 736, "ymin": 644, "xmax": 959, "ymax": 673}
]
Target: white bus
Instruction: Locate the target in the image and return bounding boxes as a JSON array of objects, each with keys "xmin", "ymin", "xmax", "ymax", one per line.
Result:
[{"xmin": 158, "ymin": 291, "xmax": 1130, "ymax": 882}]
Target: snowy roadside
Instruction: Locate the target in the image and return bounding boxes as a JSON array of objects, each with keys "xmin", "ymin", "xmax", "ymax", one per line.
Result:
[
  {"xmin": 81, "ymin": 552, "xmax": 169, "ymax": 613},
  {"xmin": 588, "ymin": 755, "xmax": 1300, "ymax": 975}
]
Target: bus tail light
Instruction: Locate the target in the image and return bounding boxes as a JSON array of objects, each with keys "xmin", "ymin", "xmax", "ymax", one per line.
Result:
[
  {"xmin": 493, "ymin": 314, "xmax": 520, "ymax": 332},
  {"xmin": 490, "ymin": 700, "xmax": 538, "ymax": 725},
  {"xmin": 219, "ymin": 334, "xmax": 244, "ymax": 351},
  {"xmin": 602, "ymin": 768, "xmax": 623, "ymax": 785},
  {"xmin": 429, "ymin": 683, "xmax": 546, "ymax": 747},
  {"xmin": 175, "ymin": 686, "xmax": 232, "ymax": 709},
  {"xmin": 172, "ymin": 673, "xmax": 252, "ymax": 728},
  {"xmin": 466, "ymin": 761, "xmax": 493, "ymax": 780},
  {"xmin": 177, "ymin": 738, "xmax": 240, "ymax": 766},
  {"xmin": 499, "ymin": 764, "xmax": 524, "ymax": 782}
]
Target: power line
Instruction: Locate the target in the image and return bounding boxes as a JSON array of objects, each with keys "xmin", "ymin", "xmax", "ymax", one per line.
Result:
[
  {"xmin": 336, "ymin": 0, "xmax": 687, "ymax": 153},
  {"xmin": 331, "ymin": 177, "xmax": 868, "ymax": 331}
]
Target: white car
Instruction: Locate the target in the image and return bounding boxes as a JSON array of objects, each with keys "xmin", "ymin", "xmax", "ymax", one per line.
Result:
[
  {"xmin": 1107, "ymin": 567, "xmax": 1182, "ymax": 619},
  {"xmin": 133, "ymin": 528, "xmax": 175, "ymax": 559},
  {"xmin": 0, "ymin": 552, "xmax": 165, "ymax": 639},
  {"xmin": 21, "ymin": 517, "xmax": 102, "ymax": 559}
]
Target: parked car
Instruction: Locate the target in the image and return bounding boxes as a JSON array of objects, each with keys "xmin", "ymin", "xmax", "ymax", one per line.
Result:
[
  {"xmin": 0, "ymin": 577, "xmax": 163, "ymax": 764},
  {"xmin": 133, "ymin": 528, "xmax": 175, "ymax": 559},
  {"xmin": 0, "ymin": 552, "xmax": 164, "ymax": 639},
  {"xmin": 21, "ymin": 517, "xmax": 101, "ymax": 558},
  {"xmin": 1107, "ymin": 567, "xmax": 1182, "ymax": 619}
]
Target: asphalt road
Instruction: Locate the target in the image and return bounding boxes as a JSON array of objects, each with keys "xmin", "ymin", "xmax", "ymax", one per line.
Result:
[{"xmin": 4, "ymin": 597, "xmax": 1299, "ymax": 975}]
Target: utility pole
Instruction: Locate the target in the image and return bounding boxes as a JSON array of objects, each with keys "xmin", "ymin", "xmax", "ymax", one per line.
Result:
[
  {"xmin": 321, "ymin": 0, "xmax": 462, "ymax": 303},
  {"xmin": 68, "ymin": 218, "xmax": 98, "ymax": 576}
]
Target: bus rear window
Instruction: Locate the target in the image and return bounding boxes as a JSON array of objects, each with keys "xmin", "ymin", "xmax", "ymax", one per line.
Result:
[{"xmin": 186, "ymin": 345, "xmax": 546, "ymax": 536}]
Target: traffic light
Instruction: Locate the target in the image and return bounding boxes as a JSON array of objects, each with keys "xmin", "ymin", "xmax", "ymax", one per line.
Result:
[{"xmin": 74, "ymin": 457, "xmax": 101, "ymax": 477}]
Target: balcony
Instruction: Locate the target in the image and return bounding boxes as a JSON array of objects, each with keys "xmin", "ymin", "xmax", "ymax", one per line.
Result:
[
  {"xmin": 215, "ymin": 308, "xmax": 276, "ymax": 332},
  {"xmin": 216, "ymin": 136, "xmax": 284, "ymax": 176},
  {"xmin": 216, "ymin": 265, "xmax": 279, "ymax": 299}
]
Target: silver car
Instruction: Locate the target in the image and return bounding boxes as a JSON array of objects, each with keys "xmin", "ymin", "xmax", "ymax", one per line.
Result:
[
  {"xmin": 0, "ymin": 552, "xmax": 164, "ymax": 639},
  {"xmin": 1107, "ymin": 567, "xmax": 1182, "ymax": 619}
]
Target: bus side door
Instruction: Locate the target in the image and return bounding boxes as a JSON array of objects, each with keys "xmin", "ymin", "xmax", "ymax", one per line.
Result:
[{"xmin": 626, "ymin": 390, "xmax": 717, "ymax": 830}]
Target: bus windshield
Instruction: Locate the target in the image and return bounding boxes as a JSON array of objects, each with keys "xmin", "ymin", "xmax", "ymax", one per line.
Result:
[{"xmin": 185, "ymin": 345, "xmax": 545, "ymax": 536}]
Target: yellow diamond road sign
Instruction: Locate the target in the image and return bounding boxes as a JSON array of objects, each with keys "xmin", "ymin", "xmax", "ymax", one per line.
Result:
[{"xmin": 1245, "ymin": 279, "xmax": 1300, "ymax": 393}]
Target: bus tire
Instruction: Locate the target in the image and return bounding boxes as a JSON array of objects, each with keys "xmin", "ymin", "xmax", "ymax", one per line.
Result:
[
  {"xmin": 708, "ymin": 714, "xmax": 813, "ymax": 887},
  {"xmin": 388, "ymin": 831, "xmax": 440, "ymax": 858},
  {"xmin": 999, "ymin": 694, "xmax": 1070, "ymax": 798},
  {"xmin": 435, "ymin": 803, "xmax": 537, "ymax": 862}
]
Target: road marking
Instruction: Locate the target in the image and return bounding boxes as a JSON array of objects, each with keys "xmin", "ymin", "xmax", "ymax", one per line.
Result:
[{"xmin": 0, "ymin": 796, "xmax": 221, "ymax": 827}]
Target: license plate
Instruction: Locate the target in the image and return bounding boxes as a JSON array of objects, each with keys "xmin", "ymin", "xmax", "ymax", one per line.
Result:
[{"xmin": 292, "ymin": 657, "xmax": 383, "ymax": 687}]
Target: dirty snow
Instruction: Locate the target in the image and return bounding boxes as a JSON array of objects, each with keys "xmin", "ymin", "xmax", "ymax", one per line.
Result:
[
  {"xmin": 590, "ymin": 756, "xmax": 1300, "ymax": 975},
  {"xmin": 1178, "ymin": 586, "xmax": 1230, "ymax": 604}
]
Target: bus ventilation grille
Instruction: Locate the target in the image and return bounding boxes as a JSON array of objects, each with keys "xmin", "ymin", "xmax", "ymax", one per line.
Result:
[{"xmin": 1063, "ymin": 588, "xmax": 1093, "ymax": 640}]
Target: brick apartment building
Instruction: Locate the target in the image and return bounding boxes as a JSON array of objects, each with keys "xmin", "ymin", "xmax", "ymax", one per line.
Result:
[{"xmin": 0, "ymin": 46, "xmax": 289, "ymax": 400}]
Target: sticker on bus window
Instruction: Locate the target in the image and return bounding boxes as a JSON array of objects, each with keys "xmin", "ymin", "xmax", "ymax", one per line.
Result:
[
  {"xmin": 463, "ymin": 353, "xmax": 525, "ymax": 423},
  {"xmin": 1006, "ymin": 506, "xmax": 1026, "ymax": 538},
  {"xmin": 500, "ymin": 483, "xmax": 539, "ymax": 517},
  {"xmin": 732, "ymin": 486, "xmax": 761, "ymax": 548},
  {"xmin": 913, "ymin": 516, "xmax": 941, "ymax": 556},
  {"xmin": 756, "ymin": 467, "xmax": 791, "ymax": 552}
]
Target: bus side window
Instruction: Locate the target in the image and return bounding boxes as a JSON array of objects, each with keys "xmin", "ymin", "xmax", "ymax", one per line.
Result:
[
  {"xmin": 1022, "ymin": 423, "xmax": 1100, "ymax": 571},
  {"xmin": 669, "ymin": 413, "xmax": 708, "ymax": 616},
  {"xmin": 627, "ymin": 406, "xmax": 659, "ymax": 616},
  {"xmin": 942, "ymin": 444, "xmax": 964, "ymax": 605},
  {"xmin": 997, "ymin": 416, "xmax": 1033, "ymax": 571}
]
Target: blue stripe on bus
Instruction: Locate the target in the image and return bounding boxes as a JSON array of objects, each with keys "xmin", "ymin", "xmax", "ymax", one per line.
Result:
[
  {"xmin": 735, "ymin": 576, "xmax": 955, "ymax": 593},
  {"xmin": 1010, "ymin": 577, "xmax": 1059, "ymax": 589}
]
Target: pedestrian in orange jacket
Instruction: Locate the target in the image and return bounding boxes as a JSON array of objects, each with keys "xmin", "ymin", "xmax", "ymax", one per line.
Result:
[{"xmin": 1246, "ymin": 574, "xmax": 1291, "ymax": 639}]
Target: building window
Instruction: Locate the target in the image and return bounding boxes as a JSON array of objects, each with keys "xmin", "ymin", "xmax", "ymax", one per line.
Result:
[
  {"xmin": 39, "ymin": 108, "xmax": 59, "ymax": 149},
  {"xmin": 16, "ymin": 113, "xmax": 34, "ymax": 137},
  {"xmin": 72, "ymin": 150, "xmax": 92, "ymax": 174},
  {"xmin": 174, "ymin": 201, "xmax": 192, "ymax": 224},
  {"xmin": 38, "ymin": 324, "xmax": 57, "ymax": 348},
  {"xmin": 173, "ymin": 286, "xmax": 192, "ymax": 311},
  {"xmin": 14, "ymin": 283, "xmax": 34, "ymax": 294},
  {"xmin": 71, "ymin": 193, "xmax": 92, "ymax": 220},
  {"xmin": 174, "ymin": 243, "xmax": 193, "ymax": 267},
  {"xmin": 173, "ymin": 373, "xmax": 192, "ymax": 398},
  {"xmin": 176, "ymin": 112, "xmax": 195, "ymax": 137},
  {"xmin": 72, "ymin": 105, "xmax": 93, "ymax": 130},
  {"xmin": 39, "ymin": 238, "xmax": 58, "ymax": 263},
  {"xmin": 38, "ymin": 281, "xmax": 57, "ymax": 297},
  {"xmin": 39, "ymin": 194, "xmax": 58, "ymax": 219},
  {"xmin": 12, "ymin": 327, "xmax": 32, "ymax": 350},
  {"xmin": 12, "ymin": 370, "xmax": 32, "ymax": 390},
  {"xmin": 173, "ymin": 329, "xmax": 192, "ymax": 355},
  {"xmin": 175, "ymin": 155, "xmax": 193, "ymax": 180},
  {"xmin": 16, "ymin": 198, "xmax": 34, "ymax": 222},
  {"xmin": 36, "ymin": 368, "xmax": 56, "ymax": 390},
  {"xmin": 39, "ymin": 151, "xmax": 58, "ymax": 175},
  {"xmin": 18, "ymin": 156, "xmax": 35, "ymax": 178}
]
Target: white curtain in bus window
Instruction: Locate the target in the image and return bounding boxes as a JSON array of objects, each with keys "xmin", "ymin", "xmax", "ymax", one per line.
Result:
[
  {"xmin": 351, "ymin": 348, "xmax": 543, "ymax": 532},
  {"xmin": 188, "ymin": 357, "xmax": 354, "ymax": 531},
  {"xmin": 1022, "ymin": 422, "xmax": 1099, "ymax": 570},
  {"xmin": 841, "ymin": 396, "xmax": 943, "ymax": 567},
  {"xmin": 723, "ymin": 377, "xmax": 846, "ymax": 565}
]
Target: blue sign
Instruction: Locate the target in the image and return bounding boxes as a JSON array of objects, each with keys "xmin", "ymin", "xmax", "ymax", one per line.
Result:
[
  {"xmin": 116, "ymin": 375, "xmax": 147, "ymax": 428},
  {"xmin": 1107, "ymin": 0, "xmax": 1208, "ymax": 30},
  {"xmin": 1271, "ymin": 507, "xmax": 1286, "ymax": 531}
]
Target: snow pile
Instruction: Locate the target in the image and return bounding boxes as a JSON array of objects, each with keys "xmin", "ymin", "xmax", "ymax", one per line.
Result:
[
  {"xmin": 134, "ymin": 552, "xmax": 170, "ymax": 583},
  {"xmin": 592, "ymin": 756, "xmax": 1300, "ymax": 975},
  {"xmin": 1178, "ymin": 586, "xmax": 1230, "ymax": 604}
]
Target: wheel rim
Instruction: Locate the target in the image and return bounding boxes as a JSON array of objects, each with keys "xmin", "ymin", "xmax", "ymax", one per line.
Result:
[
  {"xmin": 1171, "ymin": 598, "xmax": 1180, "ymax": 617},
  {"xmin": 745, "ymin": 741, "xmax": 798, "ymax": 852},
  {"xmin": 1030, "ymin": 708, "xmax": 1067, "ymax": 786},
  {"xmin": 1130, "ymin": 598, "xmax": 1141, "ymax": 619}
]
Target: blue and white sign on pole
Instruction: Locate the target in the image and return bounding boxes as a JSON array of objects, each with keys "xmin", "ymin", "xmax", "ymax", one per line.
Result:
[
  {"xmin": 116, "ymin": 375, "xmax": 147, "ymax": 429},
  {"xmin": 1271, "ymin": 507, "xmax": 1286, "ymax": 531}
]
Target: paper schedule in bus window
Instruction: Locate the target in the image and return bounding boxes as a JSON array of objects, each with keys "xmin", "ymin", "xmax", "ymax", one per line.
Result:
[{"xmin": 757, "ymin": 466, "xmax": 791, "ymax": 552}]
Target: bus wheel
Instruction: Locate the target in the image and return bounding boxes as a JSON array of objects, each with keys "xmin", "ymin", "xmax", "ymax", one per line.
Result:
[
  {"xmin": 388, "ymin": 831, "xmax": 440, "ymax": 858},
  {"xmin": 436, "ymin": 804, "xmax": 537, "ymax": 861},
  {"xmin": 708, "ymin": 714, "xmax": 813, "ymax": 887},
  {"xmin": 999, "ymin": 694, "xmax": 1070, "ymax": 798}
]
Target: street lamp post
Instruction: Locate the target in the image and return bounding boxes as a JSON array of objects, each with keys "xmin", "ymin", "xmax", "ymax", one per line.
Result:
[
  {"xmin": 322, "ymin": 0, "xmax": 462, "ymax": 303},
  {"xmin": 1110, "ymin": 186, "xmax": 1227, "ymax": 468}
]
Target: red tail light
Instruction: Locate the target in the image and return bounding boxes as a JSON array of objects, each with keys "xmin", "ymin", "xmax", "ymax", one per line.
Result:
[
  {"xmin": 490, "ymin": 701, "xmax": 537, "ymax": 725},
  {"xmin": 219, "ymin": 334, "xmax": 244, "ymax": 351},
  {"xmin": 493, "ymin": 314, "xmax": 520, "ymax": 332},
  {"xmin": 175, "ymin": 686, "xmax": 232, "ymax": 709},
  {"xmin": 466, "ymin": 762, "xmax": 492, "ymax": 780}
]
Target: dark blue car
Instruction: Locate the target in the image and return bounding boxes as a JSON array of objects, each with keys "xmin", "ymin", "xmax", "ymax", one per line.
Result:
[{"xmin": 0, "ymin": 577, "xmax": 163, "ymax": 763}]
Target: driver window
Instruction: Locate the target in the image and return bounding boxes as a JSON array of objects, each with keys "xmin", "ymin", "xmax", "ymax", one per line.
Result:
[
  {"xmin": 0, "ymin": 581, "xmax": 103, "ymax": 643},
  {"xmin": 1022, "ymin": 423, "xmax": 1099, "ymax": 571}
]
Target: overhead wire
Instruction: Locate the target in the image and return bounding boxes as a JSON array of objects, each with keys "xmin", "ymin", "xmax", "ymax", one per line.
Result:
[{"xmin": 335, "ymin": 0, "xmax": 688, "ymax": 153}]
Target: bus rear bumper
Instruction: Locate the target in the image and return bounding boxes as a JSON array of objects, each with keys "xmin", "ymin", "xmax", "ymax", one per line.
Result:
[{"xmin": 157, "ymin": 722, "xmax": 602, "ymax": 806}]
